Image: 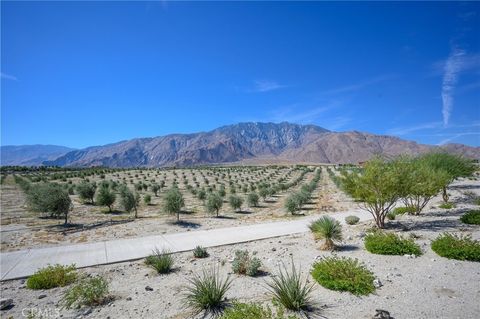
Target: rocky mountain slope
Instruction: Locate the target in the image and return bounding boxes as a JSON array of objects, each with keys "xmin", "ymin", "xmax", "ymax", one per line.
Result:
[
  {"xmin": 39, "ymin": 122, "xmax": 479, "ymax": 167},
  {"xmin": 1, "ymin": 145, "xmax": 75, "ymax": 166}
]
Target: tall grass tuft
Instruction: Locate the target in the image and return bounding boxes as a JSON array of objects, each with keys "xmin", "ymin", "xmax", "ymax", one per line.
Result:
[
  {"xmin": 309, "ymin": 216, "xmax": 342, "ymax": 250},
  {"xmin": 266, "ymin": 261, "xmax": 314, "ymax": 312},
  {"xmin": 145, "ymin": 248, "xmax": 174, "ymax": 274},
  {"xmin": 183, "ymin": 266, "xmax": 233, "ymax": 316}
]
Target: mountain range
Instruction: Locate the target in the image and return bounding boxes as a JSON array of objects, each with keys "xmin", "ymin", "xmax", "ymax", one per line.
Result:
[{"xmin": 2, "ymin": 122, "xmax": 479, "ymax": 167}]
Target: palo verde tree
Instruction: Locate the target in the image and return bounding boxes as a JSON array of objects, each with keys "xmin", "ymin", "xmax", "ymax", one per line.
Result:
[
  {"xmin": 163, "ymin": 187, "xmax": 185, "ymax": 222},
  {"xmin": 418, "ymin": 152, "xmax": 476, "ymax": 203},
  {"xmin": 397, "ymin": 156, "xmax": 450, "ymax": 215},
  {"xmin": 76, "ymin": 181, "xmax": 96, "ymax": 204},
  {"xmin": 341, "ymin": 157, "xmax": 403, "ymax": 228},
  {"xmin": 96, "ymin": 185, "xmax": 116, "ymax": 212},
  {"xmin": 26, "ymin": 182, "xmax": 73, "ymax": 225},
  {"xmin": 206, "ymin": 192, "xmax": 223, "ymax": 217}
]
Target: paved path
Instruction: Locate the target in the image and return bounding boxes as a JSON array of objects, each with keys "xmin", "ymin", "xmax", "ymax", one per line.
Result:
[{"xmin": 0, "ymin": 209, "xmax": 371, "ymax": 280}]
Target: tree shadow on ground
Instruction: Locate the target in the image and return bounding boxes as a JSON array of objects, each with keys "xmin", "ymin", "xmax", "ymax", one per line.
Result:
[
  {"xmin": 46, "ymin": 219, "xmax": 134, "ymax": 234},
  {"xmin": 172, "ymin": 220, "xmax": 201, "ymax": 229},
  {"xmin": 422, "ymin": 208, "xmax": 468, "ymax": 218},
  {"xmin": 388, "ymin": 218, "xmax": 468, "ymax": 233},
  {"xmin": 449, "ymin": 184, "xmax": 480, "ymax": 191},
  {"xmin": 235, "ymin": 210, "xmax": 253, "ymax": 214},
  {"xmin": 215, "ymin": 215, "xmax": 237, "ymax": 220},
  {"xmin": 103, "ymin": 210, "xmax": 127, "ymax": 215},
  {"xmin": 180, "ymin": 210, "xmax": 195, "ymax": 215},
  {"xmin": 264, "ymin": 199, "xmax": 277, "ymax": 203},
  {"xmin": 338, "ymin": 244, "xmax": 360, "ymax": 252}
]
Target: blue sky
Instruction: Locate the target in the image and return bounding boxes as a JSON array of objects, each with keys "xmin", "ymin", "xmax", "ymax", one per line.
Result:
[{"xmin": 1, "ymin": 1, "xmax": 479, "ymax": 149}]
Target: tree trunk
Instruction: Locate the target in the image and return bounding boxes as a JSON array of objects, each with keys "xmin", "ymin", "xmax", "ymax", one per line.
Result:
[
  {"xmin": 442, "ymin": 187, "xmax": 449, "ymax": 203},
  {"xmin": 64, "ymin": 212, "xmax": 68, "ymax": 226},
  {"xmin": 177, "ymin": 212, "xmax": 180, "ymax": 222}
]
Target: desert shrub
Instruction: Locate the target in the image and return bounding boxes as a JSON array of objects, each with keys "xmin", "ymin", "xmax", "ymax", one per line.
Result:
[
  {"xmin": 431, "ymin": 233, "xmax": 480, "ymax": 262},
  {"xmin": 392, "ymin": 206, "xmax": 416, "ymax": 215},
  {"xmin": 364, "ymin": 231, "xmax": 422, "ymax": 256},
  {"xmin": 460, "ymin": 210, "xmax": 480, "ymax": 225},
  {"xmin": 309, "ymin": 216, "xmax": 342, "ymax": 250},
  {"xmin": 475, "ymin": 197, "xmax": 480, "ymax": 206},
  {"xmin": 266, "ymin": 262, "xmax": 313, "ymax": 312},
  {"xmin": 439, "ymin": 202, "xmax": 455, "ymax": 209},
  {"xmin": 27, "ymin": 264, "xmax": 77, "ymax": 290},
  {"xmin": 311, "ymin": 256, "xmax": 375, "ymax": 295},
  {"xmin": 345, "ymin": 215, "xmax": 360, "ymax": 225},
  {"xmin": 145, "ymin": 248, "xmax": 174, "ymax": 274},
  {"xmin": 219, "ymin": 302, "xmax": 298, "ymax": 319},
  {"xmin": 193, "ymin": 246, "xmax": 209, "ymax": 258},
  {"xmin": 61, "ymin": 276, "xmax": 109, "ymax": 309},
  {"xmin": 183, "ymin": 267, "xmax": 232, "ymax": 315},
  {"xmin": 232, "ymin": 250, "xmax": 262, "ymax": 276}
]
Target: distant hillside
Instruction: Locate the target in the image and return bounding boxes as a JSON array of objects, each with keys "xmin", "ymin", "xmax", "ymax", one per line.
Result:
[
  {"xmin": 1, "ymin": 145, "xmax": 75, "ymax": 166},
  {"xmin": 41, "ymin": 122, "xmax": 480, "ymax": 167}
]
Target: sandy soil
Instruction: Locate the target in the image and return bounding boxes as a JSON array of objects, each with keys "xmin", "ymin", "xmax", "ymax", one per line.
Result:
[{"xmin": 1, "ymin": 178, "xmax": 479, "ymax": 319}]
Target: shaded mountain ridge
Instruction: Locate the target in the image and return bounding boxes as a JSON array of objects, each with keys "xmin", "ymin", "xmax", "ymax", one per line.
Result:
[{"xmin": 40, "ymin": 122, "xmax": 479, "ymax": 167}]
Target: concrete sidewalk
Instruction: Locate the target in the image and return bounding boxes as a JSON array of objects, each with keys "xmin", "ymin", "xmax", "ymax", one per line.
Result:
[{"xmin": 0, "ymin": 210, "xmax": 371, "ymax": 280}]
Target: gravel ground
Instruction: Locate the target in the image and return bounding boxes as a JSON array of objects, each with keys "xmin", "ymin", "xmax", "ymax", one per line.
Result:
[{"xmin": 1, "ymin": 179, "xmax": 479, "ymax": 319}]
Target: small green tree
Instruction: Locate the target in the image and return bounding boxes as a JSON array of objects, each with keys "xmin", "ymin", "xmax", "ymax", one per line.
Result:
[
  {"xmin": 144, "ymin": 194, "xmax": 152, "ymax": 205},
  {"xmin": 218, "ymin": 186, "xmax": 226, "ymax": 198},
  {"xmin": 284, "ymin": 194, "xmax": 300, "ymax": 215},
  {"xmin": 96, "ymin": 186, "xmax": 116, "ymax": 212},
  {"xmin": 206, "ymin": 193, "xmax": 223, "ymax": 217},
  {"xmin": 418, "ymin": 152, "xmax": 476, "ymax": 203},
  {"xmin": 119, "ymin": 186, "xmax": 140, "ymax": 218},
  {"xmin": 341, "ymin": 157, "xmax": 403, "ymax": 228},
  {"xmin": 247, "ymin": 192, "xmax": 259, "ymax": 208},
  {"xmin": 27, "ymin": 183, "xmax": 73, "ymax": 225},
  {"xmin": 163, "ymin": 187, "xmax": 184, "ymax": 222},
  {"xmin": 197, "ymin": 188, "xmax": 207, "ymax": 201},
  {"xmin": 259, "ymin": 187, "xmax": 269, "ymax": 201},
  {"xmin": 229, "ymin": 195, "xmax": 244, "ymax": 212},
  {"xmin": 151, "ymin": 184, "xmax": 160, "ymax": 197},
  {"xmin": 76, "ymin": 182, "xmax": 96, "ymax": 204}
]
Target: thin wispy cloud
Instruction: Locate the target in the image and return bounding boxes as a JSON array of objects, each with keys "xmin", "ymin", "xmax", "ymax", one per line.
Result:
[
  {"xmin": 318, "ymin": 75, "xmax": 394, "ymax": 95},
  {"xmin": 251, "ymin": 80, "xmax": 286, "ymax": 93},
  {"xmin": 1, "ymin": 72, "xmax": 18, "ymax": 81},
  {"xmin": 441, "ymin": 47, "xmax": 466, "ymax": 126}
]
